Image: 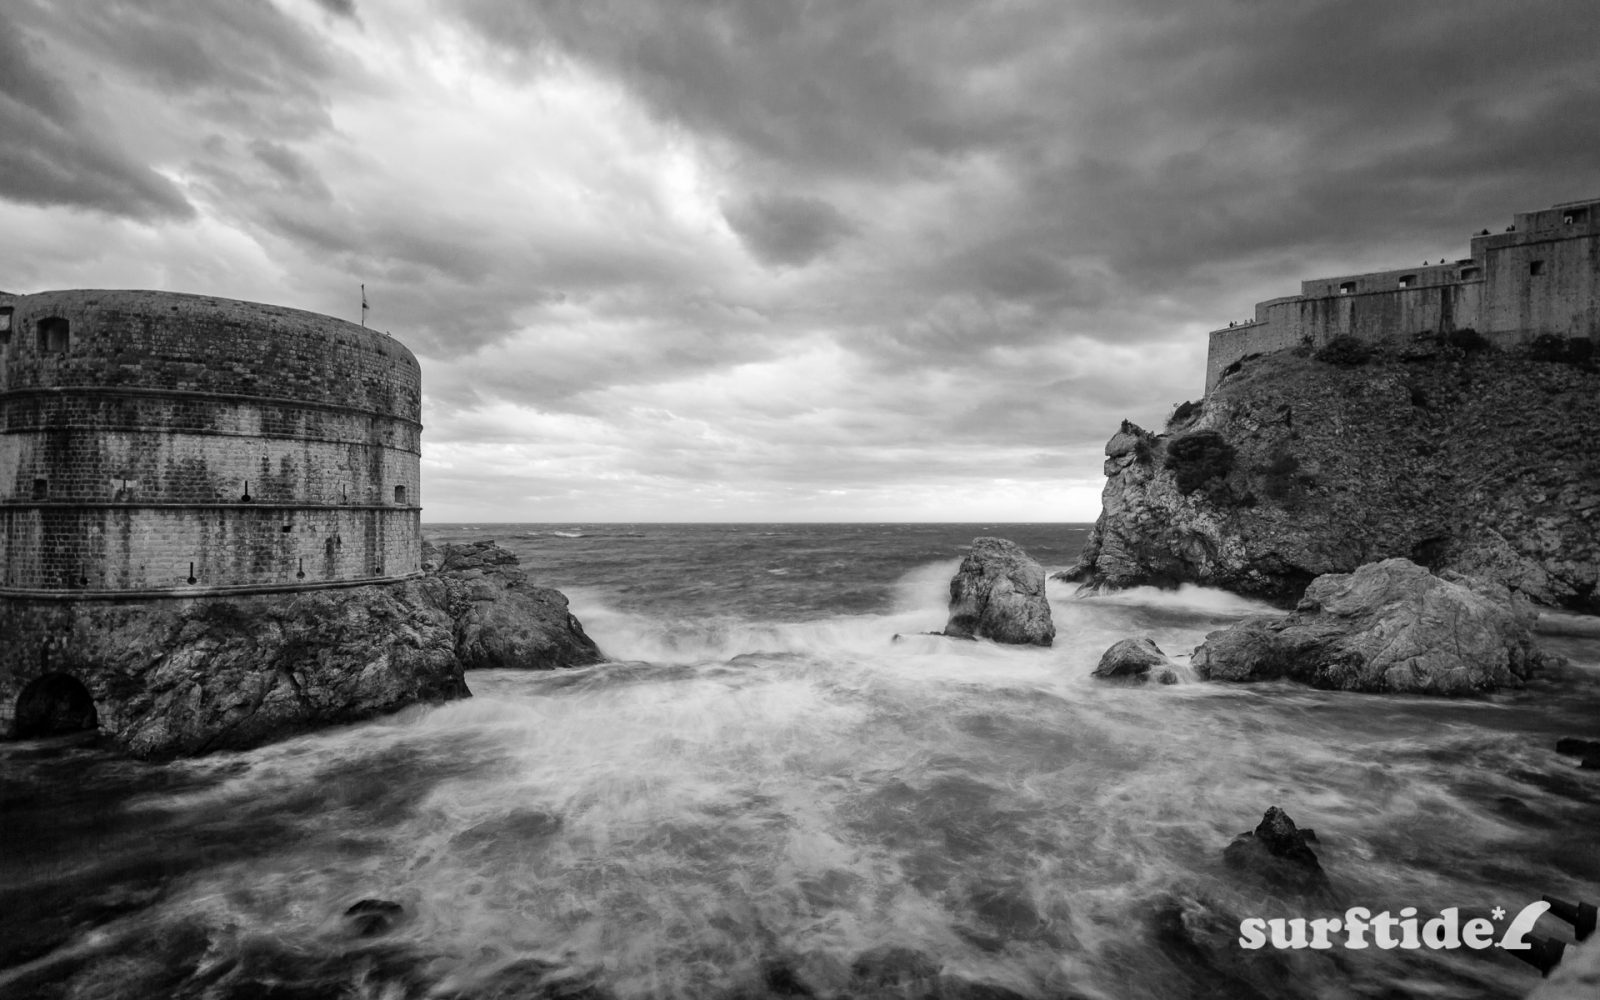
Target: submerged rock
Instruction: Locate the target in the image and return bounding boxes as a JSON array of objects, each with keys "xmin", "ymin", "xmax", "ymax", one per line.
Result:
[
  {"xmin": 1222, "ymin": 806, "xmax": 1327, "ymax": 893},
  {"xmin": 425, "ymin": 540, "xmax": 603, "ymax": 670},
  {"xmin": 343, "ymin": 899, "xmax": 405, "ymax": 938},
  {"xmin": 1093, "ymin": 636, "xmax": 1177, "ymax": 683},
  {"xmin": 850, "ymin": 945, "xmax": 941, "ymax": 988},
  {"xmin": 943, "ymin": 538, "xmax": 1055, "ymax": 646},
  {"xmin": 1191, "ymin": 558, "xmax": 1552, "ymax": 694}
]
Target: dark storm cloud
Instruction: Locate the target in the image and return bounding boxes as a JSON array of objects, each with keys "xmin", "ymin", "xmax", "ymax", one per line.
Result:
[
  {"xmin": 312, "ymin": 0, "xmax": 360, "ymax": 19},
  {"xmin": 9, "ymin": 0, "xmax": 341, "ymax": 138},
  {"xmin": 722, "ymin": 193, "xmax": 856, "ymax": 267},
  {"xmin": 0, "ymin": 19, "xmax": 193, "ymax": 220},
  {"xmin": 449, "ymin": 0, "xmax": 1047, "ymax": 175},
  {"xmin": 445, "ymin": 0, "xmax": 1598, "ymax": 307}
]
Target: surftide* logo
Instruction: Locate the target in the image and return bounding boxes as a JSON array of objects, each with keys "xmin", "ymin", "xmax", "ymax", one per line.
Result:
[{"xmin": 1238, "ymin": 901, "xmax": 1549, "ymax": 951}]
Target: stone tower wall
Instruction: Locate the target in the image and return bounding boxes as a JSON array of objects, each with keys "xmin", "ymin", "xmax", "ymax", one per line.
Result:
[{"xmin": 0, "ymin": 290, "xmax": 423, "ymax": 594}]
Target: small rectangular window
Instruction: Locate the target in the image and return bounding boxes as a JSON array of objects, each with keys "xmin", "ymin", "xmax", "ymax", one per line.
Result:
[
  {"xmin": 1530, "ymin": 260, "xmax": 1545, "ymax": 276},
  {"xmin": 32, "ymin": 479, "xmax": 48, "ymax": 500},
  {"xmin": 1397, "ymin": 274, "xmax": 1416, "ymax": 289},
  {"xmin": 1338, "ymin": 281, "xmax": 1356, "ymax": 294},
  {"xmin": 37, "ymin": 316, "xmax": 69, "ymax": 353},
  {"xmin": 0, "ymin": 307, "xmax": 12, "ymax": 343},
  {"xmin": 394, "ymin": 485, "xmax": 408, "ymax": 505},
  {"xmin": 1459, "ymin": 267, "xmax": 1480, "ymax": 280},
  {"xmin": 1563, "ymin": 208, "xmax": 1587, "ymax": 225}
]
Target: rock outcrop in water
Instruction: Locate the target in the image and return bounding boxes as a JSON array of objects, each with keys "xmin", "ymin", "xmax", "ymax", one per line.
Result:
[
  {"xmin": 1192, "ymin": 558, "xmax": 1550, "ymax": 694},
  {"xmin": 1222, "ymin": 806, "xmax": 1327, "ymax": 893},
  {"xmin": 6, "ymin": 539, "xmax": 600, "ymax": 758},
  {"xmin": 1093, "ymin": 637, "xmax": 1179, "ymax": 684},
  {"xmin": 1071, "ymin": 345, "xmax": 1600, "ymax": 612},
  {"xmin": 943, "ymin": 537, "xmax": 1055, "ymax": 646},
  {"xmin": 424, "ymin": 540, "xmax": 603, "ymax": 670}
]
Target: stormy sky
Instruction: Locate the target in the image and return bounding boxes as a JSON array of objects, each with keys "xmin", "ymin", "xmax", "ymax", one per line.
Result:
[{"xmin": 1, "ymin": 1, "xmax": 1594, "ymax": 521}]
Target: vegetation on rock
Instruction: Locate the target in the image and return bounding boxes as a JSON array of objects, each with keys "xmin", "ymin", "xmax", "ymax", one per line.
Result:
[{"xmin": 1164, "ymin": 430, "xmax": 1237, "ymax": 495}]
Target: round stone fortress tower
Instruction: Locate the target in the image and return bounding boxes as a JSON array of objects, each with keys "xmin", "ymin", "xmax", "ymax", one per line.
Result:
[{"xmin": 0, "ymin": 289, "xmax": 422, "ymax": 595}]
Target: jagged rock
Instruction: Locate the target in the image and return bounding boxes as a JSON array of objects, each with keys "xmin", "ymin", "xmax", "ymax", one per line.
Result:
[
  {"xmin": 424, "ymin": 540, "xmax": 603, "ymax": 670},
  {"xmin": 1092, "ymin": 636, "xmax": 1176, "ymax": 683},
  {"xmin": 1191, "ymin": 558, "xmax": 1552, "ymax": 694},
  {"xmin": 1222, "ymin": 806, "xmax": 1327, "ymax": 893},
  {"xmin": 1072, "ymin": 349, "xmax": 1600, "ymax": 611},
  {"xmin": 943, "ymin": 538, "xmax": 1055, "ymax": 646}
]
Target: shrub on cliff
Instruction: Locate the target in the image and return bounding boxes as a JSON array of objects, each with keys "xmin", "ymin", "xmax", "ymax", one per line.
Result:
[
  {"xmin": 1314, "ymin": 335, "xmax": 1371, "ymax": 366},
  {"xmin": 1165, "ymin": 430, "xmax": 1236, "ymax": 495},
  {"xmin": 1170, "ymin": 399, "xmax": 1202, "ymax": 426},
  {"xmin": 1445, "ymin": 327, "xmax": 1492, "ymax": 354},
  {"xmin": 1527, "ymin": 334, "xmax": 1596, "ymax": 369}
]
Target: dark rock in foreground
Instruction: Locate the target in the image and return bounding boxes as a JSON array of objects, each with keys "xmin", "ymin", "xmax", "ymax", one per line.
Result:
[
  {"xmin": 1093, "ymin": 636, "xmax": 1178, "ymax": 683},
  {"xmin": 1192, "ymin": 558, "xmax": 1551, "ymax": 694},
  {"xmin": 943, "ymin": 537, "xmax": 1055, "ymax": 646},
  {"xmin": 425, "ymin": 540, "xmax": 603, "ymax": 670},
  {"xmin": 1223, "ymin": 806, "xmax": 1327, "ymax": 893}
]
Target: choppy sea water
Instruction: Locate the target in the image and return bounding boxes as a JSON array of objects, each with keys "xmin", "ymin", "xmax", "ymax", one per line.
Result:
[{"xmin": 3, "ymin": 522, "xmax": 1599, "ymax": 1000}]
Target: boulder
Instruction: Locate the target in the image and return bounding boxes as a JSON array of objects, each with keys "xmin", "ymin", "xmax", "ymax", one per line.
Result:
[
  {"xmin": 1222, "ymin": 806, "xmax": 1327, "ymax": 893},
  {"xmin": 1191, "ymin": 558, "xmax": 1552, "ymax": 694},
  {"xmin": 943, "ymin": 538, "xmax": 1055, "ymax": 646},
  {"xmin": 424, "ymin": 540, "xmax": 603, "ymax": 670},
  {"xmin": 1093, "ymin": 637, "xmax": 1177, "ymax": 683}
]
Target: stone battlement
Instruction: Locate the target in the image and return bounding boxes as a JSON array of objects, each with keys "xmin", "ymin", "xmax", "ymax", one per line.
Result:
[{"xmin": 1205, "ymin": 197, "xmax": 1600, "ymax": 391}]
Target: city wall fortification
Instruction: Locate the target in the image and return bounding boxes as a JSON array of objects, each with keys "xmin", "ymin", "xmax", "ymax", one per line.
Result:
[{"xmin": 1206, "ymin": 197, "xmax": 1600, "ymax": 391}]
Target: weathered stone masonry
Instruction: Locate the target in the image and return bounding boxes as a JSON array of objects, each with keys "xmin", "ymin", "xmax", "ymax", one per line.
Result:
[
  {"xmin": 0, "ymin": 289, "xmax": 425, "ymax": 737},
  {"xmin": 1206, "ymin": 197, "xmax": 1600, "ymax": 391}
]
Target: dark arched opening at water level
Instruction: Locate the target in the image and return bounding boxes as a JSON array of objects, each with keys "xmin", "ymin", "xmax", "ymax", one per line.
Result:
[{"xmin": 14, "ymin": 673, "xmax": 98, "ymax": 738}]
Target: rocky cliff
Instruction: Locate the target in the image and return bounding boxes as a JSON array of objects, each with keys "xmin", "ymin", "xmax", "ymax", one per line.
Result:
[
  {"xmin": 1070, "ymin": 338, "xmax": 1599, "ymax": 611},
  {"xmin": 2, "ymin": 540, "xmax": 603, "ymax": 758}
]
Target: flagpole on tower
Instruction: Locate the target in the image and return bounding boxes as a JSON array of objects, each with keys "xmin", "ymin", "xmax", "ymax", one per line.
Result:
[{"xmin": 361, "ymin": 284, "xmax": 368, "ymax": 327}]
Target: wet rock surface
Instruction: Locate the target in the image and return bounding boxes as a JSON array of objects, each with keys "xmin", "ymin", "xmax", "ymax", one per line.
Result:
[
  {"xmin": 1192, "ymin": 558, "xmax": 1554, "ymax": 694},
  {"xmin": 943, "ymin": 537, "xmax": 1055, "ymax": 646},
  {"xmin": 424, "ymin": 539, "xmax": 604, "ymax": 670},
  {"xmin": 1222, "ymin": 806, "xmax": 1328, "ymax": 893},
  {"xmin": 1092, "ymin": 636, "xmax": 1177, "ymax": 683}
]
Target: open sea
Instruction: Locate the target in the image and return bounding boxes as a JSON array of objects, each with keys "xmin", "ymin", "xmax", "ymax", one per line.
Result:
[{"xmin": 3, "ymin": 522, "xmax": 1599, "ymax": 999}]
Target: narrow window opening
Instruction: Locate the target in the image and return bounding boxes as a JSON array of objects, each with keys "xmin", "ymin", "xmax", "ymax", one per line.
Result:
[
  {"xmin": 1459, "ymin": 267, "xmax": 1480, "ymax": 280},
  {"xmin": 31, "ymin": 478, "xmax": 48, "ymax": 500},
  {"xmin": 1564, "ymin": 208, "xmax": 1587, "ymax": 225},
  {"xmin": 0, "ymin": 306, "xmax": 12, "ymax": 345},
  {"xmin": 36, "ymin": 316, "xmax": 69, "ymax": 353},
  {"xmin": 394, "ymin": 485, "xmax": 407, "ymax": 505},
  {"xmin": 1530, "ymin": 260, "xmax": 1545, "ymax": 276},
  {"xmin": 1338, "ymin": 281, "xmax": 1356, "ymax": 295},
  {"xmin": 1397, "ymin": 274, "xmax": 1417, "ymax": 289}
]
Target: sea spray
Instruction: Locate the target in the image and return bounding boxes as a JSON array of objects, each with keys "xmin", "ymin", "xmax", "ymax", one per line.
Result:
[{"xmin": 2, "ymin": 523, "xmax": 1596, "ymax": 1000}]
